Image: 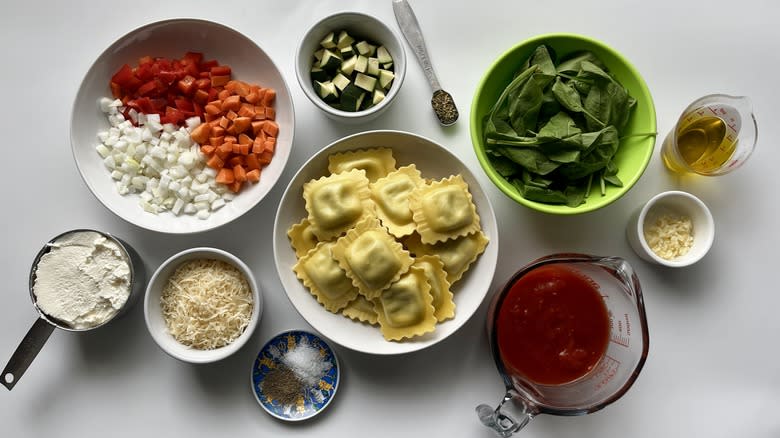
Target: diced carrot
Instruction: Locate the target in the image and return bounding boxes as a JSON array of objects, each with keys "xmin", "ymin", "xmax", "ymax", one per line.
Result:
[
  {"xmin": 245, "ymin": 153, "xmax": 260, "ymax": 171},
  {"xmin": 256, "ymin": 88, "xmax": 267, "ymax": 103},
  {"xmin": 233, "ymin": 81, "xmax": 250, "ymax": 97},
  {"xmin": 258, "ymin": 150, "xmax": 273, "ymax": 165},
  {"xmin": 191, "ymin": 89, "xmax": 208, "ymax": 105},
  {"xmin": 240, "ymin": 144, "xmax": 250, "ymax": 155},
  {"xmin": 216, "ymin": 168, "xmax": 235, "ymax": 184},
  {"xmin": 262, "ymin": 120, "xmax": 279, "ymax": 137},
  {"xmin": 218, "ymin": 116, "xmax": 229, "ymax": 129},
  {"xmin": 211, "ymin": 126, "xmax": 226, "ymax": 137},
  {"xmin": 204, "ymin": 113, "xmax": 218, "ymax": 123},
  {"xmin": 245, "ymin": 91, "xmax": 260, "ymax": 104},
  {"xmin": 224, "ymin": 135, "xmax": 237, "ymax": 144},
  {"xmin": 233, "ymin": 117, "xmax": 251, "ymax": 134},
  {"xmin": 206, "ymin": 154, "xmax": 224, "ymax": 169},
  {"xmin": 233, "ymin": 165, "xmax": 247, "ymax": 182},
  {"xmin": 228, "ymin": 181, "xmax": 243, "ymax": 193},
  {"xmin": 246, "ymin": 169, "xmax": 261, "ymax": 182},
  {"xmin": 264, "ymin": 139, "xmax": 276, "ymax": 153},
  {"xmin": 252, "ymin": 136, "xmax": 265, "ymax": 154},
  {"xmin": 207, "ymin": 99, "xmax": 222, "ymax": 108},
  {"xmin": 218, "ymin": 89, "xmax": 231, "ymax": 101},
  {"xmin": 218, "ymin": 142, "xmax": 234, "ymax": 154},
  {"xmin": 190, "ymin": 123, "xmax": 211, "ymax": 144},
  {"xmin": 215, "ymin": 147, "xmax": 231, "ymax": 161},
  {"xmin": 200, "ymin": 145, "xmax": 216, "ymax": 155},
  {"xmin": 204, "ymin": 104, "xmax": 222, "ymax": 116},
  {"xmin": 226, "ymin": 124, "xmax": 237, "ymax": 135},
  {"xmin": 251, "ymin": 121, "xmax": 265, "ymax": 135},
  {"xmin": 238, "ymin": 133, "xmax": 252, "ymax": 145},
  {"xmin": 211, "ymin": 65, "xmax": 232, "ymax": 76},
  {"xmin": 226, "ymin": 110, "xmax": 238, "ymax": 121},
  {"xmin": 209, "ymin": 136, "xmax": 224, "ymax": 147},
  {"xmin": 254, "ymin": 106, "xmax": 266, "ymax": 120},
  {"xmin": 265, "ymin": 106, "xmax": 276, "ymax": 120},
  {"xmin": 222, "ymin": 95, "xmax": 241, "ymax": 112},
  {"xmin": 262, "ymin": 88, "xmax": 276, "ymax": 106},
  {"xmin": 232, "ymin": 143, "xmax": 241, "ymax": 154},
  {"xmin": 228, "ymin": 156, "xmax": 246, "ymax": 167},
  {"xmin": 211, "ymin": 75, "xmax": 230, "ymax": 87},
  {"xmin": 238, "ymin": 104, "xmax": 255, "ymax": 118}
]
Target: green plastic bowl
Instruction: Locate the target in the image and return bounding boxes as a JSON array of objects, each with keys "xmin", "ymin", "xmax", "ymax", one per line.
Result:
[{"xmin": 470, "ymin": 33, "xmax": 657, "ymax": 215}]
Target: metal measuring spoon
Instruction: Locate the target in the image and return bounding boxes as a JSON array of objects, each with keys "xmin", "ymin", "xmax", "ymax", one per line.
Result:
[
  {"xmin": 1, "ymin": 229, "xmax": 144, "ymax": 390},
  {"xmin": 393, "ymin": 0, "xmax": 459, "ymax": 126}
]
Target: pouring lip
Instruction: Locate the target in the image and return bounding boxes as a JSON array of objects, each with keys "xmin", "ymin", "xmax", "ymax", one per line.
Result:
[
  {"xmin": 27, "ymin": 228, "xmax": 137, "ymax": 332},
  {"xmin": 486, "ymin": 253, "xmax": 651, "ymax": 416}
]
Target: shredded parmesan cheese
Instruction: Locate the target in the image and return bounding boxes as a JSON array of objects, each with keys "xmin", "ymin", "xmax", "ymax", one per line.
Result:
[
  {"xmin": 161, "ymin": 259, "xmax": 253, "ymax": 350},
  {"xmin": 644, "ymin": 213, "xmax": 694, "ymax": 260}
]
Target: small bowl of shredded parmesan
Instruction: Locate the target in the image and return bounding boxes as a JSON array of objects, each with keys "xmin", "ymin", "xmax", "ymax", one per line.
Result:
[
  {"xmin": 627, "ymin": 191, "xmax": 714, "ymax": 267},
  {"xmin": 144, "ymin": 247, "xmax": 262, "ymax": 363}
]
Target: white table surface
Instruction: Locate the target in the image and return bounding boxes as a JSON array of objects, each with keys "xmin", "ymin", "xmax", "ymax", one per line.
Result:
[{"xmin": 2, "ymin": 1, "xmax": 779, "ymax": 437}]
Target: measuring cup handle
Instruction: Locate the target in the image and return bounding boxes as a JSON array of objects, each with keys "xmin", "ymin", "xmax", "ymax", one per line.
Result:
[
  {"xmin": 2, "ymin": 317, "xmax": 55, "ymax": 390},
  {"xmin": 476, "ymin": 390, "xmax": 535, "ymax": 437}
]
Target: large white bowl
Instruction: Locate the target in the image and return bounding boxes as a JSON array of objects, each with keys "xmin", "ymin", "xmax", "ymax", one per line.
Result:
[
  {"xmin": 144, "ymin": 247, "xmax": 262, "ymax": 363},
  {"xmin": 71, "ymin": 19, "xmax": 294, "ymax": 233},
  {"xmin": 273, "ymin": 131, "xmax": 499, "ymax": 355}
]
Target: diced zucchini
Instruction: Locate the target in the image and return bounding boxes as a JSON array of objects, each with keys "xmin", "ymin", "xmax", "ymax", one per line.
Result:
[
  {"xmin": 336, "ymin": 31, "xmax": 355, "ymax": 49},
  {"xmin": 382, "ymin": 62, "xmax": 393, "ymax": 70},
  {"xmin": 319, "ymin": 49, "xmax": 342, "ymax": 71},
  {"xmin": 339, "ymin": 46, "xmax": 355, "ymax": 59},
  {"xmin": 314, "ymin": 80, "xmax": 339, "ymax": 102},
  {"xmin": 376, "ymin": 46, "xmax": 392, "ymax": 64},
  {"xmin": 378, "ymin": 69, "xmax": 395, "ymax": 89},
  {"xmin": 355, "ymin": 41, "xmax": 376, "ymax": 56},
  {"xmin": 340, "ymin": 83, "xmax": 365, "ymax": 112},
  {"xmin": 320, "ymin": 32, "xmax": 337, "ymax": 49},
  {"xmin": 310, "ymin": 67, "xmax": 329, "ymax": 82},
  {"xmin": 367, "ymin": 57, "xmax": 380, "ymax": 76},
  {"xmin": 354, "ymin": 73, "xmax": 377, "ymax": 92},
  {"xmin": 313, "ymin": 49, "xmax": 324, "ymax": 61},
  {"xmin": 354, "ymin": 55, "xmax": 368, "ymax": 73},
  {"xmin": 332, "ymin": 73, "xmax": 351, "ymax": 91},
  {"xmin": 372, "ymin": 88, "xmax": 386, "ymax": 106},
  {"xmin": 340, "ymin": 56, "xmax": 357, "ymax": 76}
]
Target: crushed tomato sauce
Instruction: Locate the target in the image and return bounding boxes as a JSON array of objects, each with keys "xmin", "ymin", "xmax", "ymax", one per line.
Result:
[{"xmin": 496, "ymin": 264, "xmax": 610, "ymax": 385}]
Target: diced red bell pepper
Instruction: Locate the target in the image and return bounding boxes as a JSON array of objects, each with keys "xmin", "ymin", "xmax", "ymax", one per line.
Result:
[{"xmin": 111, "ymin": 64, "xmax": 142, "ymax": 90}]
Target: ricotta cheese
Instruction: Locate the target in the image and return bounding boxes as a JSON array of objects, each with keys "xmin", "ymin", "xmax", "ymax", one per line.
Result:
[{"xmin": 33, "ymin": 231, "xmax": 131, "ymax": 329}]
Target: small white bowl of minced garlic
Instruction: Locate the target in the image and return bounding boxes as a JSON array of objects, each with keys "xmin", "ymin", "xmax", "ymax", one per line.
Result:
[
  {"xmin": 627, "ymin": 191, "xmax": 714, "ymax": 267},
  {"xmin": 144, "ymin": 247, "xmax": 262, "ymax": 363}
]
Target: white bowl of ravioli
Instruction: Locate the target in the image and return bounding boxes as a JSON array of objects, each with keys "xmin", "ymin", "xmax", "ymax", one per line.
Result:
[{"xmin": 272, "ymin": 130, "xmax": 498, "ymax": 355}]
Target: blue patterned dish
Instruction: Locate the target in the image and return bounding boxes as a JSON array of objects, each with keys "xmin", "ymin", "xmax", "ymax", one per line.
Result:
[{"xmin": 251, "ymin": 329, "xmax": 340, "ymax": 421}]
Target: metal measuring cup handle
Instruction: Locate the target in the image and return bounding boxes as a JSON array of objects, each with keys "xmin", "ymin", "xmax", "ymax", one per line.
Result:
[{"xmin": 1, "ymin": 318, "xmax": 55, "ymax": 390}]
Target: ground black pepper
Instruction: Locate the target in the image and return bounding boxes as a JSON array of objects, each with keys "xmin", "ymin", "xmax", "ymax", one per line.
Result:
[
  {"xmin": 261, "ymin": 365, "xmax": 304, "ymax": 405},
  {"xmin": 431, "ymin": 89, "xmax": 459, "ymax": 125}
]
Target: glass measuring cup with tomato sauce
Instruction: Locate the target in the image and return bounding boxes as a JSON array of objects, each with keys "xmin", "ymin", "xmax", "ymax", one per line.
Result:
[{"xmin": 477, "ymin": 254, "xmax": 649, "ymax": 437}]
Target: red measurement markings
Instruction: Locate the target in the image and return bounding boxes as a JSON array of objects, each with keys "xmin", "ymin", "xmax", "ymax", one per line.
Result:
[{"xmin": 593, "ymin": 355, "xmax": 621, "ymax": 391}]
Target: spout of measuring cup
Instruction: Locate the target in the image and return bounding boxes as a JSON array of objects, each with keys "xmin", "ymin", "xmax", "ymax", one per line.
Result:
[{"xmin": 476, "ymin": 391, "xmax": 534, "ymax": 437}]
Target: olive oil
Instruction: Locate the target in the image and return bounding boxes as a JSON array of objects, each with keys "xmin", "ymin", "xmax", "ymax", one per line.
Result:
[{"xmin": 674, "ymin": 115, "xmax": 738, "ymax": 173}]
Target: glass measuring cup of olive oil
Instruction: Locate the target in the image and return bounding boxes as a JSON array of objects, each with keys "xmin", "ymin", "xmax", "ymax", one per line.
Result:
[
  {"xmin": 477, "ymin": 254, "xmax": 650, "ymax": 437},
  {"xmin": 661, "ymin": 94, "xmax": 757, "ymax": 175}
]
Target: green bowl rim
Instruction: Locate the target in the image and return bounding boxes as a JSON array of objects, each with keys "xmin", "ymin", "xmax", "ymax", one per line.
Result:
[{"xmin": 470, "ymin": 32, "xmax": 657, "ymax": 215}]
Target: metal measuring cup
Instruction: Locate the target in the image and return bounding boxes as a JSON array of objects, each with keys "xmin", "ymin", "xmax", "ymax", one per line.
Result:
[{"xmin": 1, "ymin": 229, "xmax": 145, "ymax": 390}]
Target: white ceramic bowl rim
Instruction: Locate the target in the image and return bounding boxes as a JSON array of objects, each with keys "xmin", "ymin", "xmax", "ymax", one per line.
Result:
[
  {"xmin": 294, "ymin": 11, "xmax": 407, "ymax": 119},
  {"xmin": 635, "ymin": 190, "xmax": 714, "ymax": 267},
  {"xmin": 144, "ymin": 247, "xmax": 262, "ymax": 363}
]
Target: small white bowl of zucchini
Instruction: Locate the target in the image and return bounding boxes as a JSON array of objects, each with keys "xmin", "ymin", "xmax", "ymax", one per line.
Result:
[{"xmin": 296, "ymin": 11, "xmax": 406, "ymax": 123}]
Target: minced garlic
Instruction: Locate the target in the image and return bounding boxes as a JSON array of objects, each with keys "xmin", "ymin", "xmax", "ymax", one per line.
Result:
[{"xmin": 643, "ymin": 213, "xmax": 694, "ymax": 260}]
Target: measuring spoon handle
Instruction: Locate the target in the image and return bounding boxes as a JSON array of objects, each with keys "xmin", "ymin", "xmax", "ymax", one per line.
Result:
[
  {"xmin": 2, "ymin": 317, "xmax": 55, "ymax": 390},
  {"xmin": 392, "ymin": 0, "xmax": 441, "ymax": 91}
]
